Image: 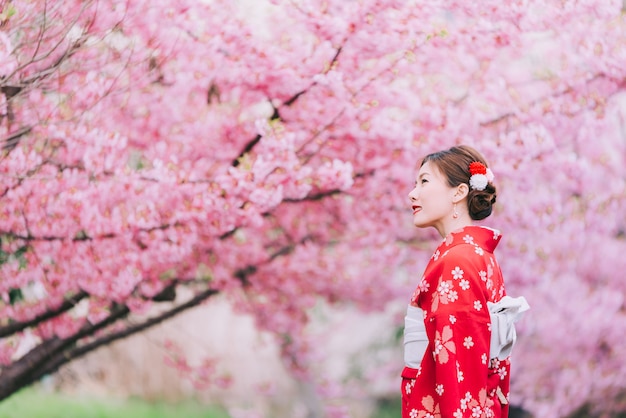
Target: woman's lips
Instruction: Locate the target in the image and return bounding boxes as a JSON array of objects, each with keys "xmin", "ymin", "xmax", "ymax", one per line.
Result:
[{"xmin": 412, "ymin": 205, "xmax": 421, "ymax": 214}]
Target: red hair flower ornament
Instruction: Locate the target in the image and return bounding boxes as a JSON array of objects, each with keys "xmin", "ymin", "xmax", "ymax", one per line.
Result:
[{"xmin": 468, "ymin": 161, "xmax": 494, "ymax": 191}]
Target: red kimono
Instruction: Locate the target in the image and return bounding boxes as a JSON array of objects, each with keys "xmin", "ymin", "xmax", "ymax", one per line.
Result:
[{"xmin": 401, "ymin": 226, "xmax": 510, "ymax": 418}]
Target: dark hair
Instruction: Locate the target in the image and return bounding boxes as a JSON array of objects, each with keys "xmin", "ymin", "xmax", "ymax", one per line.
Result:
[{"xmin": 420, "ymin": 145, "xmax": 497, "ymax": 220}]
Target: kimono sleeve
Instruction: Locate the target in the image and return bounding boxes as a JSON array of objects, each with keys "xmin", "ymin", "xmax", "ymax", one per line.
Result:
[{"xmin": 427, "ymin": 245, "xmax": 492, "ymax": 417}]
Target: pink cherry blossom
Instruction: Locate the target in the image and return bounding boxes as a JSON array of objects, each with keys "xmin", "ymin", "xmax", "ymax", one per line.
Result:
[{"xmin": 0, "ymin": 0, "xmax": 625, "ymax": 416}]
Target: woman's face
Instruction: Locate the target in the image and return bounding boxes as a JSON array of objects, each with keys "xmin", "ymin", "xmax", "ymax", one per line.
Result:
[{"xmin": 408, "ymin": 161, "xmax": 456, "ymax": 230}]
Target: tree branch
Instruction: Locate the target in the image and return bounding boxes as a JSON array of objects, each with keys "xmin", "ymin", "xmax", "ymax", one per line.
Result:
[
  {"xmin": 1, "ymin": 126, "xmax": 32, "ymax": 152},
  {"xmin": 0, "ymin": 301, "xmax": 130, "ymax": 400},
  {"xmin": 0, "ymin": 291, "xmax": 88, "ymax": 338},
  {"xmin": 36, "ymin": 287, "xmax": 219, "ymax": 380},
  {"xmin": 232, "ymin": 46, "xmax": 344, "ymax": 167},
  {"xmin": 0, "ymin": 287, "xmax": 219, "ymax": 401},
  {"xmin": 479, "ymin": 74, "xmax": 604, "ymax": 128},
  {"xmin": 283, "ymin": 189, "xmax": 342, "ymax": 203}
]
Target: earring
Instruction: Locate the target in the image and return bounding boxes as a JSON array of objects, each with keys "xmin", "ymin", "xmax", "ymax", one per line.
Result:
[{"xmin": 453, "ymin": 203, "xmax": 459, "ymax": 219}]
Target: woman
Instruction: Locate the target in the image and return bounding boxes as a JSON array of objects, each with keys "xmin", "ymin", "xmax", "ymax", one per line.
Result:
[{"xmin": 402, "ymin": 145, "xmax": 524, "ymax": 418}]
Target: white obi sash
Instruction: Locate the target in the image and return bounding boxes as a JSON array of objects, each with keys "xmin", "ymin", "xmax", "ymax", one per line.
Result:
[
  {"xmin": 403, "ymin": 295, "xmax": 529, "ymax": 367},
  {"xmin": 403, "ymin": 305, "xmax": 428, "ymax": 368},
  {"xmin": 487, "ymin": 295, "xmax": 530, "ymax": 360}
]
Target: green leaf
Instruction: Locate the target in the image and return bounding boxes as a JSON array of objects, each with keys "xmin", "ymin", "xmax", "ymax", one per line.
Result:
[
  {"xmin": 0, "ymin": 5, "xmax": 17, "ymax": 22},
  {"xmin": 9, "ymin": 288, "xmax": 24, "ymax": 305},
  {"xmin": 14, "ymin": 246, "xmax": 29, "ymax": 269}
]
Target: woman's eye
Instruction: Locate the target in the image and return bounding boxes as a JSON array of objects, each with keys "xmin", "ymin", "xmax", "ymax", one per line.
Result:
[{"xmin": 421, "ymin": 179, "xmax": 428, "ymax": 184}]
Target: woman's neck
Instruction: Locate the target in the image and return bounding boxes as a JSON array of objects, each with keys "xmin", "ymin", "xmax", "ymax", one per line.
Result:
[{"xmin": 435, "ymin": 215, "xmax": 474, "ymax": 238}]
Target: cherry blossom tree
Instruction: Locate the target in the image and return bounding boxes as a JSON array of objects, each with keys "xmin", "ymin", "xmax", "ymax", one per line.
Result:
[{"xmin": 1, "ymin": 0, "xmax": 625, "ymax": 416}]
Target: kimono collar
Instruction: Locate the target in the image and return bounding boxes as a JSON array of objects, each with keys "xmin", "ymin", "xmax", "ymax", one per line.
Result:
[{"xmin": 440, "ymin": 225, "xmax": 502, "ymax": 253}]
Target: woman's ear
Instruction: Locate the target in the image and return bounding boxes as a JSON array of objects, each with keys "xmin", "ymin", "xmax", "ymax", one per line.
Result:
[{"xmin": 452, "ymin": 183, "xmax": 469, "ymax": 203}]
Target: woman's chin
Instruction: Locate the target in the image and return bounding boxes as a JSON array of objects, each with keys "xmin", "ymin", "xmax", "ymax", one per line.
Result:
[
  {"xmin": 412, "ymin": 217, "xmax": 429, "ymax": 229},
  {"xmin": 412, "ymin": 212, "xmax": 437, "ymax": 229}
]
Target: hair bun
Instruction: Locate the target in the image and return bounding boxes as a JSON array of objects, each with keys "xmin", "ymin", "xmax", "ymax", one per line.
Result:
[{"xmin": 468, "ymin": 183, "xmax": 496, "ymax": 220}]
